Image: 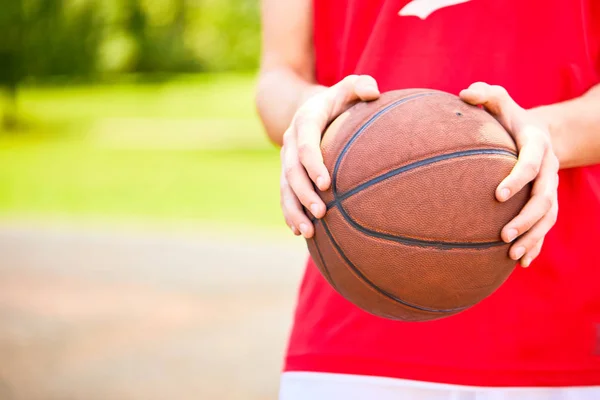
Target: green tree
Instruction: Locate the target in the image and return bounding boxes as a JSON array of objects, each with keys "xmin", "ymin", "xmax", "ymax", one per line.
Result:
[
  {"xmin": 0, "ymin": 0, "xmax": 25, "ymax": 129},
  {"xmin": 0, "ymin": 0, "xmax": 102, "ymax": 130}
]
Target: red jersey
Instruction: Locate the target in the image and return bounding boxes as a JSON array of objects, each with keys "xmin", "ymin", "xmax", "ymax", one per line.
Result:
[{"xmin": 284, "ymin": 0, "xmax": 600, "ymax": 387}]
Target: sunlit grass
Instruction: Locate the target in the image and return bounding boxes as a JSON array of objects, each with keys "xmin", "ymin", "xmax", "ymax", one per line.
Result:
[{"xmin": 0, "ymin": 73, "xmax": 285, "ymax": 228}]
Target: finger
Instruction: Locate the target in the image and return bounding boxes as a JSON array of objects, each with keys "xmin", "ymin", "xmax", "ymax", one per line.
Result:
[
  {"xmin": 459, "ymin": 82, "xmax": 515, "ymax": 115},
  {"xmin": 294, "ymin": 75, "xmax": 380, "ymax": 192},
  {"xmin": 509, "ymin": 202, "xmax": 558, "ymax": 261},
  {"xmin": 352, "ymin": 75, "xmax": 381, "ymax": 101},
  {"xmin": 280, "ymin": 171, "xmax": 314, "ymax": 238},
  {"xmin": 496, "ymin": 126, "xmax": 550, "ymax": 202},
  {"xmin": 501, "ymin": 154, "xmax": 559, "ymax": 242},
  {"xmin": 282, "ymin": 132, "xmax": 327, "ymax": 218},
  {"xmin": 279, "ymin": 149, "xmax": 300, "ymax": 236},
  {"xmin": 459, "ymin": 83, "xmax": 523, "ymax": 128},
  {"xmin": 293, "ymin": 113, "xmax": 332, "ymax": 192},
  {"xmin": 520, "ymin": 238, "xmax": 544, "ymax": 268},
  {"xmin": 331, "ymin": 75, "xmax": 380, "ymax": 109}
]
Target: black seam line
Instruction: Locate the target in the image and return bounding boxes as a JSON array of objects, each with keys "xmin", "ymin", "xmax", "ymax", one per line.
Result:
[
  {"xmin": 328, "ymin": 149, "xmax": 517, "ymax": 208},
  {"xmin": 329, "ymin": 148, "xmax": 517, "ymax": 249},
  {"xmin": 311, "ymin": 224, "xmax": 335, "ymax": 287},
  {"xmin": 320, "ymin": 218, "xmax": 467, "ymax": 313},
  {"xmin": 332, "ymin": 92, "xmax": 441, "ymax": 197},
  {"xmin": 336, "ymin": 200, "xmax": 506, "ymax": 249}
]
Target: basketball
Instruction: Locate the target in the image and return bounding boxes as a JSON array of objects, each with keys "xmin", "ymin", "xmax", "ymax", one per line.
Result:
[{"xmin": 306, "ymin": 89, "xmax": 531, "ymax": 321}]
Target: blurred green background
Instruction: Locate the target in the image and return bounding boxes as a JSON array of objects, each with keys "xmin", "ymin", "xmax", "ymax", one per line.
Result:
[
  {"xmin": 0, "ymin": 0, "xmax": 281, "ymax": 228},
  {"xmin": 0, "ymin": 4, "xmax": 301, "ymax": 399}
]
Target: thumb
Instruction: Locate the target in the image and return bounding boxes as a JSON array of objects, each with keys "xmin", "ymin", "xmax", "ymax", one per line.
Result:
[
  {"xmin": 329, "ymin": 75, "xmax": 380, "ymax": 115},
  {"xmin": 459, "ymin": 82, "xmax": 525, "ymax": 133}
]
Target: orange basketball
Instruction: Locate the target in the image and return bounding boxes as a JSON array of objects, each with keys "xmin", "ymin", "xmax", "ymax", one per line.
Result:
[{"xmin": 306, "ymin": 89, "xmax": 530, "ymax": 321}]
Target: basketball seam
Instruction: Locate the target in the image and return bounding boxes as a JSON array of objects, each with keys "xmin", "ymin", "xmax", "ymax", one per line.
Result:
[
  {"xmin": 331, "ymin": 92, "xmax": 440, "ymax": 194},
  {"xmin": 329, "ymin": 91, "xmax": 517, "ymax": 249},
  {"xmin": 310, "ymin": 236, "xmax": 337, "ymax": 290},
  {"xmin": 331, "ymin": 149, "xmax": 517, "ymax": 205},
  {"xmin": 333, "ymin": 145, "xmax": 517, "ymax": 195},
  {"xmin": 320, "ymin": 218, "xmax": 467, "ymax": 313},
  {"xmin": 330, "ymin": 149, "xmax": 516, "ymax": 249}
]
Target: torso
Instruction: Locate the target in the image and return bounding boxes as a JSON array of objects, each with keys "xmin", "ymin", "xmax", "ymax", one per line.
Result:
[{"xmin": 284, "ymin": 0, "xmax": 600, "ymax": 386}]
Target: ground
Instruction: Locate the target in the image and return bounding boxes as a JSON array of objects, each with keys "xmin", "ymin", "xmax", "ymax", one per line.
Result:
[
  {"xmin": 0, "ymin": 74, "xmax": 303, "ymax": 399},
  {"xmin": 0, "ymin": 223, "xmax": 306, "ymax": 400}
]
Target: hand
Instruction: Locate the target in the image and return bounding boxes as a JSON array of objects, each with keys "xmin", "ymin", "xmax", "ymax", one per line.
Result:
[
  {"xmin": 280, "ymin": 75, "xmax": 380, "ymax": 238},
  {"xmin": 460, "ymin": 82, "xmax": 560, "ymax": 268}
]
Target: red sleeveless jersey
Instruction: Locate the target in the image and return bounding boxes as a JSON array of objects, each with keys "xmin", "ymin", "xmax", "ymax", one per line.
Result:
[{"xmin": 284, "ymin": 0, "xmax": 600, "ymax": 387}]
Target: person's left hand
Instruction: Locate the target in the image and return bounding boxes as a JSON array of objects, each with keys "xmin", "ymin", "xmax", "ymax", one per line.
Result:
[{"xmin": 460, "ymin": 82, "xmax": 560, "ymax": 268}]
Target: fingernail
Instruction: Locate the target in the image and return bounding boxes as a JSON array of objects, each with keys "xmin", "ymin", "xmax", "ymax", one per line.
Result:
[
  {"xmin": 316, "ymin": 176, "xmax": 326, "ymax": 190},
  {"xmin": 310, "ymin": 203, "xmax": 320, "ymax": 217},
  {"xmin": 512, "ymin": 246, "xmax": 526, "ymax": 260},
  {"xmin": 290, "ymin": 225, "xmax": 298, "ymax": 235},
  {"xmin": 521, "ymin": 257, "xmax": 531, "ymax": 268},
  {"xmin": 506, "ymin": 228, "xmax": 518, "ymax": 242},
  {"xmin": 299, "ymin": 223, "xmax": 308, "ymax": 236},
  {"xmin": 500, "ymin": 188, "xmax": 511, "ymax": 201}
]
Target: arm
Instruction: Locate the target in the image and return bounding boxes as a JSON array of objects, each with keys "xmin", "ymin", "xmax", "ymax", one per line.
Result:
[
  {"xmin": 256, "ymin": 0, "xmax": 380, "ymax": 237},
  {"xmin": 531, "ymin": 83, "xmax": 600, "ymax": 169},
  {"xmin": 255, "ymin": 0, "xmax": 321, "ymax": 145}
]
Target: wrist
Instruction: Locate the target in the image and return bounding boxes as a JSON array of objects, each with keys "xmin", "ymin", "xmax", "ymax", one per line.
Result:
[{"xmin": 529, "ymin": 104, "xmax": 572, "ymax": 169}]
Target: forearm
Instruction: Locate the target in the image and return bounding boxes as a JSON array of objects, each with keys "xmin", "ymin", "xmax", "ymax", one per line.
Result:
[
  {"xmin": 532, "ymin": 84, "xmax": 600, "ymax": 169},
  {"xmin": 256, "ymin": 67, "xmax": 324, "ymax": 146}
]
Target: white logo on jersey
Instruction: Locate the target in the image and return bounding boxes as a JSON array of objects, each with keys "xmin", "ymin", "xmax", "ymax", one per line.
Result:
[{"xmin": 399, "ymin": 0, "xmax": 472, "ymax": 19}]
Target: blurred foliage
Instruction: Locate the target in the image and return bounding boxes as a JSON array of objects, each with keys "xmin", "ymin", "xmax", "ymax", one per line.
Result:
[
  {"xmin": 0, "ymin": 0, "xmax": 260, "ymax": 79},
  {"xmin": 0, "ymin": 0, "xmax": 260, "ymax": 129}
]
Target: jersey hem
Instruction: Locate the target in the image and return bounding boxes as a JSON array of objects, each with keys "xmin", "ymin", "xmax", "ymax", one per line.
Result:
[{"xmin": 285, "ymin": 354, "xmax": 600, "ymax": 387}]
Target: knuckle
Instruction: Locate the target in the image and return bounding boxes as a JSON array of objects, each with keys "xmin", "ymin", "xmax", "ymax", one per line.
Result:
[
  {"xmin": 280, "ymin": 177, "xmax": 290, "ymax": 191},
  {"xmin": 343, "ymin": 74, "xmax": 359, "ymax": 84},
  {"xmin": 360, "ymin": 74, "xmax": 376, "ymax": 82},
  {"xmin": 288, "ymin": 208, "xmax": 307, "ymax": 224},
  {"xmin": 517, "ymin": 218, "xmax": 534, "ymax": 234},
  {"xmin": 549, "ymin": 210, "xmax": 558, "ymax": 225},
  {"xmin": 523, "ymin": 161, "xmax": 541, "ymax": 177},
  {"xmin": 293, "ymin": 111, "xmax": 310, "ymax": 129},
  {"xmin": 523, "ymin": 234, "xmax": 540, "ymax": 249},
  {"xmin": 528, "ymin": 246, "xmax": 542, "ymax": 259},
  {"xmin": 297, "ymin": 142, "xmax": 313, "ymax": 160},
  {"xmin": 282, "ymin": 129, "xmax": 294, "ymax": 145},
  {"xmin": 550, "ymin": 154, "xmax": 560, "ymax": 169},
  {"xmin": 296, "ymin": 191, "xmax": 313, "ymax": 207},
  {"xmin": 549, "ymin": 204, "xmax": 559, "ymax": 223},
  {"xmin": 338, "ymin": 75, "xmax": 361, "ymax": 95},
  {"xmin": 491, "ymin": 85, "xmax": 508, "ymax": 97},
  {"xmin": 283, "ymin": 164, "xmax": 296, "ymax": 179},
  {"xmin": 540, "ymin": 194, "xmax": 553, "ymax": 210},
  {"xmin": 470, "ymin": 81, "xmax": 487, "ymax": 90},
  {"xmin": 356, "ymin": 74, "xmax": 376, "ymax": 87},
  {"xmin": 488, "ymin": 86, "xmax": 512, "ymax": 110}
]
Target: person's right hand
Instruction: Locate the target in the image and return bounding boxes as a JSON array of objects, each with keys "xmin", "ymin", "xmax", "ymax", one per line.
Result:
[{"xmin": 280, "ymin": 75, "xmax": 380, "ymax": 238}]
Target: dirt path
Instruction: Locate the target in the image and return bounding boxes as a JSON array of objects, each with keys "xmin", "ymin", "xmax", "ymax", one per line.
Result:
[{"xmin": 0, "ymin": 224, "xmax": 307, "ymax": 400}]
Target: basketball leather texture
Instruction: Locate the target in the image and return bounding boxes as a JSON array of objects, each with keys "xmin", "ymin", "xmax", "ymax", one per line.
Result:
[{"xmin": 306, "ymin": 89, "xmax": 530, "ymax": 321}]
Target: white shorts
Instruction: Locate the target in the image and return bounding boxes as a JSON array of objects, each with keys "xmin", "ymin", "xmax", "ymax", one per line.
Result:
[{"xmin": 279, "ymin": 372, "xmax": 600, "ymax": 400}]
